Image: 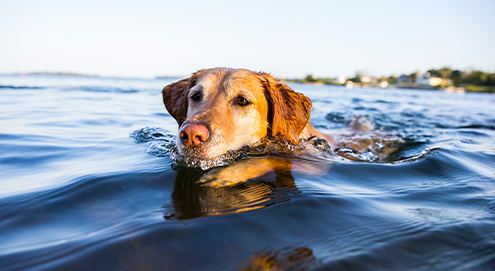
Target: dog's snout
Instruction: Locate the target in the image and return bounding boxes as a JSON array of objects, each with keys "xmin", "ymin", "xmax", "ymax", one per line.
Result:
[{"xmin": 180, "ymin": 124, "xmax": 209, "ymax": 147}]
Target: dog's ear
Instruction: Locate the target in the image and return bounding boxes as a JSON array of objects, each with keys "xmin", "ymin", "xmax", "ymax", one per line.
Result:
[
  {"xmin": 262, "ymin": 76, "xmax": 312, "ymax": 144},
  {"xmin": 162, "ymin": 77, "xmax": 193, "ymax": 127}
]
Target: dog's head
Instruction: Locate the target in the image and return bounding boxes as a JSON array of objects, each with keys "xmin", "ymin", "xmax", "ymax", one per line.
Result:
[{"xmin": 162, "ymin": 68, "xmax": 312, "ymax": 159}]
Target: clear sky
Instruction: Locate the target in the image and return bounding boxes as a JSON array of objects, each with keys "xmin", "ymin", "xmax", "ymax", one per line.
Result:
[{"xmin": 1, "ymin": 0, "xmax": 494, "ymax": 78}]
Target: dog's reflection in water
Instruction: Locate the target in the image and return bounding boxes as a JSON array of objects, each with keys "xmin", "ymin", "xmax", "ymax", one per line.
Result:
[{"xmin": 163, "ymin": 156, "xmax": 329, "ymax": 220}]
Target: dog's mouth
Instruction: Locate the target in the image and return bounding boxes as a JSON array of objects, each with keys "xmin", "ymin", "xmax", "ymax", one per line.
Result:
[
  {"xmin": 177, "ymin": 143, "xmax": 213, "ymax": 159},
  {"xmin": 172, "ymin": 140, "xmax": 246, "ymax": 170}
]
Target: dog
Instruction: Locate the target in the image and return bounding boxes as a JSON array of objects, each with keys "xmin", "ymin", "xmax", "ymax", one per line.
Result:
[{"xmin": 162, "ymin": 67, "xmax": 397, "ymax": 186}]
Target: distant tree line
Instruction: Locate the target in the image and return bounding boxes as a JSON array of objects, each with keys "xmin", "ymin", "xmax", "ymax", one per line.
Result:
[
  {"xmin": 283, "ymin": 67, "xmax": 495, "ymax": 92},
  {"xmin": 425, "ymin": 67, "xmax": 495, "ymax": 87},
  {"xmin": 284, "ymin": 75, "xmax": 336, "ymax": 85},
  {"xmin": 393, "ymin": 67, "xmax": 495, "ymax": 91}
]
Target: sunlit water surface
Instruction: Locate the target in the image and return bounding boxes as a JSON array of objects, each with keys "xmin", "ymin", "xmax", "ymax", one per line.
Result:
[{"xmin": 1, "ymin": 74, "xmax": 495, "ymax": 270}]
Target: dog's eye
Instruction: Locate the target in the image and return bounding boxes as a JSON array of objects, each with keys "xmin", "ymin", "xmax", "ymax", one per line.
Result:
[
  {"xmin": 236, "ymin": 96, "xmax": 250, "ymax": 106},
  {"xmin": 191, "ymin": 92, "xmax": 201, "ymax": 102}
]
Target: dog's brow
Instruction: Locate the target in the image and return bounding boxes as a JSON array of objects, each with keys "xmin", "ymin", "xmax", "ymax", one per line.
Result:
[
  {"xmin": 189, "ymin": 84, "xmax": 201, "ymax": 92},
  {"xmin": 226, "ymin": 75, "xmax": 262, "ymax": 92},
  {"xmin": 195, "ymin": 74, "xmax": 222, "ymax": 92}
]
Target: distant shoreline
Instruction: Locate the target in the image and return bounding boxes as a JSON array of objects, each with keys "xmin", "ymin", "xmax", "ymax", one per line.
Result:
[
  {"xmin": 2, "ymin": 72, "xmax": 183, "ymax": 80},
  {"xmin": 14, "ymin": 72, "xmax": 100, "ymax": 77},
  {"xmin": 3, "ymin": 71, "xmax": 493, "ymax": 93},
  {"xmin": 281, "ymin": 80, "xmax": 494, "ymax": 93},
  {"xmin": 282, "ymin": 66, "xmax": 495, "ymax": 93}
]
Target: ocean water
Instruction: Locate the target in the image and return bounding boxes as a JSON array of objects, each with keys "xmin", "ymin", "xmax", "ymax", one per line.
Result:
[{"xmin": 1, "ymin": 74, "xmax": 495, "ymax": 270}]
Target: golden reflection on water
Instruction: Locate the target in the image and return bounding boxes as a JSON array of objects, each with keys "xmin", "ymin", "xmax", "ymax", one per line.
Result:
[
  {"xmin": 239, "ymin": 245, "xmax": 319, "ymax": 271},
  {"xmin": 163, "ymin": 157, "xmax": 310, "ymax": 220}
]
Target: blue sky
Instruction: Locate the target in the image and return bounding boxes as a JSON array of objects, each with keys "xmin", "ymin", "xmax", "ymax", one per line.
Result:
[{"xmin": 1, "ymin": 0, "xmax": 494, "ymax": 78}]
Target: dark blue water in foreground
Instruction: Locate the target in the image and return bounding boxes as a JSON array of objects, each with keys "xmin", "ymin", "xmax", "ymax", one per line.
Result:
[{"xmin": 1, "ymin": 74, "xmax": 495, "ymax": 270}]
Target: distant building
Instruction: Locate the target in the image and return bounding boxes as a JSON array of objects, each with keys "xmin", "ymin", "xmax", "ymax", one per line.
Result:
[
  {"xmin": 334, "ymin": 75, "xmax": 347, "ymax": 84},
  {"xmin": 360, "ymin": 75, "xmax": 371, "ymax": 83},
  {"xmin": 415, "ymin": 74, "xmax": 443, "ymax": 86},
  {"xmin": 396, "ymin": 74, "xmax": 410, "ymax": 83}
]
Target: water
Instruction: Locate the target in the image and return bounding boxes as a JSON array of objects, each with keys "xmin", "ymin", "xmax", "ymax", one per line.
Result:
[{"xmin": 1, "ymin": 74, "xmax": 495, "ymax": 270}]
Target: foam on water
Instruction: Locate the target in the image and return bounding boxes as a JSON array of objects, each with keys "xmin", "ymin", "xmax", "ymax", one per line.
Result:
[
  {"xmin": 131, "ymin": 127, "xmax": 411, "ymax": 170},
  {"xmin": 131, "ymin": 127, "xmax": 342, "ymax": 170}
]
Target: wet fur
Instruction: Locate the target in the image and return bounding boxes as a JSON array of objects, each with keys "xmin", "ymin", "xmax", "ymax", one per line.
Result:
[
  {"xmin": 162, "ymin": 68, "xmax": 327, "ymax": 159},
  {"xmin": 162, "ymin": 67, "xmax": 396, "ymax": 186}
]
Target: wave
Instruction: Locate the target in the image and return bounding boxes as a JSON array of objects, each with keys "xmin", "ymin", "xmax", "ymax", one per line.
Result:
[{"xmin": 0, "ymin": 85, "xmax": 45, "ymax": 90}]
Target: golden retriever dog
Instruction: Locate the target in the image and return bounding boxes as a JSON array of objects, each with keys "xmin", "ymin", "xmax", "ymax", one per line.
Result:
[{"xmin": 162, "ymin": 67, "xmax": 396, "ymax": 186}]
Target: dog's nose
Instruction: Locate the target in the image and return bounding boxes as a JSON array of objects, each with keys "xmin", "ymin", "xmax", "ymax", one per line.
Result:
[{"xmin": 180, "ymin": 124, "xmax": 209, "ymax": 147}]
